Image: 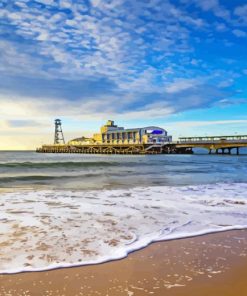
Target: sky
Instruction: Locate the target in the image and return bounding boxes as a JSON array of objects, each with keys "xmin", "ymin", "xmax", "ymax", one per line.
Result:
[{"xmin": 0, "ymin": 0, "xmax": 247, "ymax": 149}]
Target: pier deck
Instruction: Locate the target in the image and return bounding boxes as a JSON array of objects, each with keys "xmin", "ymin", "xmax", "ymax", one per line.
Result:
[
  {"xmin": 36, "ymin": 143, "xmax": 176, "ymax": 154},
  {"xmin": 177, "ymin": 135, "xmax": 247, "ymax": 155},
  {"xmin": 36, "ymin": 143, "xmax": 192, "ymax": 155},
  {"xmin": 36, "ymin": 135, "xmax": 247, "ymax": 155}
]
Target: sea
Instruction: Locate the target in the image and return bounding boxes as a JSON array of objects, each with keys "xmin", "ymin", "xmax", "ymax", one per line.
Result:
[{"xmin": 0, "ymin": 150, "xmax": 247, "ymax": 273}]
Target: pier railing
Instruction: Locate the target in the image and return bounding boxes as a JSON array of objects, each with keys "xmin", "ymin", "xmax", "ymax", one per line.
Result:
[
  {"xmin": 176, "ymin": 135, "xmax": 247, "ymax": 154},
  {"xmin": 179, "ymin": 135, "xmax": 247, "ymax": 142}
]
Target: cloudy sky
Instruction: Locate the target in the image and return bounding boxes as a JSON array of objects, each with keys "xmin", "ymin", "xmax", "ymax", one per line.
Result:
[{"xmin": 0, "ymin": 0, "xmax": 247, "ymax": 149}]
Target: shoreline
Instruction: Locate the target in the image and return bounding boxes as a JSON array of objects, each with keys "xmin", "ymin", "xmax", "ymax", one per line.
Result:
[
  {"xmin": 1, "ymin": 229, "xmax": 247, "ymax": 295},
  {"xmin": 1, "ymin": 226, "xmax": 247, "ymax": 275}
]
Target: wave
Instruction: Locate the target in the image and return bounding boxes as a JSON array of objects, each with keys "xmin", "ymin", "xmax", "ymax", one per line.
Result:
[
  {"xmin": 1, "ymin": 157, "xmax": 245, "ymax": 174},
  {"xmin": 0, "ymin": 161, "xmax": 118, "ymax": 169},
  {"xmin": 0, "ymin": 182, "xmax": 247, "ymax": 274},
  {"xmin": 0, "ymin": 159, "xmax": 216, "ymax": 169},
  {"xmin": 0, "ymin": 173, "xmax": 104, "ymax": 183},
  {"xmin": 3, "ymin": 225, "xmax": 247, "ymax": 274}
]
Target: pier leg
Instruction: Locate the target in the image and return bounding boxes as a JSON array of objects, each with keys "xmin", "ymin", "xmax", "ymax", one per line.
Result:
[
  {"xmin": 216, "ymin": 149, "xmax": 219, "ymax": 154},
  {"xmin": 237, "ymin": 147, "xmax": 239, "ymax": 155},
  {"xmin": 209, "ymin": 149, "xmax": 212, "ymax": 154},
  {"xmin": 228, "ymin": 148, "xmax": 231, "ymax": 155}
]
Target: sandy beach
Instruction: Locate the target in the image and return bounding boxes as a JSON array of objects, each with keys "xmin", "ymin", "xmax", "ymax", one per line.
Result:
[{"xmin": 1, "ymin": 229, "xmax": 247, "ymax": 296}]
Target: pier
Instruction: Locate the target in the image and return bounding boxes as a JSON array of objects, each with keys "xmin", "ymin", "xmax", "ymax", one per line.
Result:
[
  {"xmin": 176, "ymin": 135, "xmax": 247, "ymax": 155},
  {"xmin": 36, "ymin": 135, "xmax": 247, "ymax": 155},
  {"xmin": 36, "ymin": 143, "xmax": 191, "ymax": 155},
  {"xmin": 36, "ymin": 120, "xmax": 247, "ymax": 155}
]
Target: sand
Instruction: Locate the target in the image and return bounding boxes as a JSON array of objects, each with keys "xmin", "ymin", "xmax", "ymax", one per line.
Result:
[{"xmin": 0, "ymin": 229, "xmax": 247, "ymax": 296}]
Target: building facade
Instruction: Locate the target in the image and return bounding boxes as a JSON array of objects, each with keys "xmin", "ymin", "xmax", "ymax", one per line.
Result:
[{"xmin": 68, "ymin": 120, "xmax": 172, "ymax": 145}]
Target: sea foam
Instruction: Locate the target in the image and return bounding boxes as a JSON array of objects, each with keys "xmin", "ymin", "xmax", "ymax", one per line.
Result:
[{"xmin": 0, "ymin": 183, "xmax": 247, "ymax": 273}]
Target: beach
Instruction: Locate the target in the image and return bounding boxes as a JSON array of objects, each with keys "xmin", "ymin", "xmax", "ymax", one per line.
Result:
[{"xmin": 1, "ymin": 229, "xmax": 247, "ymax": 296}]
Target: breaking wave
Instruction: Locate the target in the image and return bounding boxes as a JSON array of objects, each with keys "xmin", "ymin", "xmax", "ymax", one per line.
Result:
[{"xmin": 0, "ymin": 182, "xmax": 247, "ymax": 274}]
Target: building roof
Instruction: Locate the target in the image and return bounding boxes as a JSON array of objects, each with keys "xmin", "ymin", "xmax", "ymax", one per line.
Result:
[{"xmin": 69, "ymin": 136, "xmax": 91, "ymax": 142}]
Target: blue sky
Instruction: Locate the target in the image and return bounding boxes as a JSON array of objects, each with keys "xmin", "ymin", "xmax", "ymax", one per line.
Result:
[{"xmin": 0, "ymin": 0, "xmax": 247, "ymax": 149}]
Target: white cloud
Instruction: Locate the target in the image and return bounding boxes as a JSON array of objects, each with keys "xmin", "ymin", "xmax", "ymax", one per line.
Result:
[
  {"xmin": 234, "ymin": 4, "xmax": 247, "ymax": 23},
  {"xmin": 36, "ymin": 0, "xmax": 55, "ymax": 5},
  {"xmin": 165, "ymin": 79, "xmax": 198, "ymax": 93},
  {"xmin": 203, "ymin": 0, "xmax": 229, "ymax": 18},
  {"xmin": 90, "ymin": 0, "xmax": 101, "ymax": 7},
  {"xmin": 0, "ymin": 40, "xmax": 49, "ymax": 77},
  {"xmin": 171, "ymin": 120, "xmax": 247, "ymax": 128},
  {"xmin": 232, "ymin": 29, "xmax": 247, "ymax": 38},
  {"xmin": 118, "ymin": 106, "xmax": 174, "ymax": 120},
  {"xmin": 0, "ymin": 93, "xmax": 128, "ymax": 120},
  {"xmin": 215, "ymin": 22, "xmax": 228, "ymax": 32},
  {"xmin": 59, "ymin": 0, "xmax": 73, "ymax": 9},
  {"xmin": 36, "ymin": 31, "xmax": 49, "ymax": 41}
]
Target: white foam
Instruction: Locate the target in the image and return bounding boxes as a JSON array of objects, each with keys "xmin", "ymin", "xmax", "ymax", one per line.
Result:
[{"xmin": 0, "ymin": 183, "xmax": 247, "ymax": 274}]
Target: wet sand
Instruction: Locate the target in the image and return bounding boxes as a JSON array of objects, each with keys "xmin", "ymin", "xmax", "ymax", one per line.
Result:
[{"xmin": 1, "ymin": 229, "xmax": 247, "ymax": 296}]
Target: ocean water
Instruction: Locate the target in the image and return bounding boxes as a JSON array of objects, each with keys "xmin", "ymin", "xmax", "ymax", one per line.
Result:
[{"xmin": 0, "ymin": 151, "xmax": 247, "ymax": 273}]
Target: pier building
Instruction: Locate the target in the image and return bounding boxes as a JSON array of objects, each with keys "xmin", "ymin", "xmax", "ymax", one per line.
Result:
[{"xmin": 68, "ymin": 120, "xmax": 172, "ymax": 146}]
